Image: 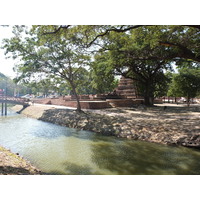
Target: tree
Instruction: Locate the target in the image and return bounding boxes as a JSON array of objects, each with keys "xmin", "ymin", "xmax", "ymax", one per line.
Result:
[
  {"xmin": 33, "ymin": 25, "xmax": 200, "ymax": 63},
  {"xmin": 0, "ymin": 73, "xmax": 17, "ymax": 96},
  {"xmin": 168, "ymin": 69, "xmax": 200, "ymax": 105},
  {"xmin": 91, "ymin": 25, "xmax": 200, "ymax": 105},
  {"xmin": 23, "ymin": 78, "xmax": 58, "ymax": 96},
  {"xmin": 2, "ymin": 27, "xmax": 90, "ymax": 112},
  {"xmin": 3, "ymin": 25, "xmax": 200, "ymax": 107},
  {"xmin": 90, "ymin": 52, "xmax": 119, "ymax": 94},
  {"xmin": 93, "ymin": 30, "xmax": 173, "ymax": 106}
]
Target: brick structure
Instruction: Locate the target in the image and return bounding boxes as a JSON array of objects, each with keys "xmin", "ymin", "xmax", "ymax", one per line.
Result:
[
  {"xmin": 33, "ymin": 76, "xmax": 164, "ymax": 109},
  {"xmin": 115, "ymin": 77, "xmax": 162, "ymax": 104},
  {"xmin": 106, "ymin": 99, "xmax": 135, "ymax": 107},
  {"xmin": 34, "ymin": 97, "xmax": 111, "ymax": 109},
  {"xmin": 115, "ymin": 76, "xmax": 138, "ymax": 99}
]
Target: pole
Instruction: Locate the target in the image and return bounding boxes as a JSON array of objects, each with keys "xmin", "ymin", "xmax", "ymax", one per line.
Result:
[
  {"xmin": 5, "ymin": 102, "xmax": 7, "ymax": 115},
  {"xmin": 1, "ymin": 103, "xmax": 3, "ymax": 115},
  {"xmin": 5, "ymin": 79, "xmax": 7, "ymax": 115}
]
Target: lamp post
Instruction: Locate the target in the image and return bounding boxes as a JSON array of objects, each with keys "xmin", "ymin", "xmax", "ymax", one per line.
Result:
[
  {"xmin": 5, "ymin": 78, "xmax": 7, "ymax": 115},
  {"xmin": 1, "ymin": 97, "xmax": 3, "ymax": 115},
  {"xmin": 1, "ymin": 77, "xmax": 8, "ymax": 116}
]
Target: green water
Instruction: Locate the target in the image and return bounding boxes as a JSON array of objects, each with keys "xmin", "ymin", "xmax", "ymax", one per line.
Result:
[{"xmin": 0, "ymin": 109, "xmax": 200, "ymax": 175}]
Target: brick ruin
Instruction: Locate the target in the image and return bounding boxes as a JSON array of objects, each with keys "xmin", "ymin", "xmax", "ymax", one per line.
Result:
[
  {"xmin": 115, "ymin": 76, "xmax": 138, "ymax": 99},
  {"xmin": 33, "ymin": 76, "xmax": 161, "ymax": 109}
]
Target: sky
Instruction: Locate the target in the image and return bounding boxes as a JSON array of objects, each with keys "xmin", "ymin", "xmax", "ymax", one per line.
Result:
[{"xmin": 0, "ymin": 26, "xmax": 16, "ymax": 78}]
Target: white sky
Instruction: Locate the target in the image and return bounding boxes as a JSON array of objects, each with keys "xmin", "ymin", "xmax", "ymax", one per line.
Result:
[{"xmin": 0, "ymin": 26, "xmax": 16, "ymax": 78}]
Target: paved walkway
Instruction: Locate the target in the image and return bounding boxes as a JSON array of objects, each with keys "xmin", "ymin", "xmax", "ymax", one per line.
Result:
[{"xmin": 33, "ymin": 103, "xmax": 76, "ymax": 110}]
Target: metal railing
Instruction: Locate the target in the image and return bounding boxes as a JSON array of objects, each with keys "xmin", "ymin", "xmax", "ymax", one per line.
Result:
[{"xmin": 0, "ymin": 96, "xmax": 29, "ymax": 115}]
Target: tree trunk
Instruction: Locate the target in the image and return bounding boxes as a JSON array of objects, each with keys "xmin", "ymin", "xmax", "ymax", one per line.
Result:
[
  {"xmin": 69, "ymin": 81, "xmax": 82, "ymax": 112},
  {"xmin": 187, "ymin": 94, "xmax": 190, "ymax": 107},
  {"xmin": 144, "ymin": 95, "xmax": 154, "ymax": 106},
  {"xmin": 143, "ymin": 83, "xmax": 154, "ymax": 106}
]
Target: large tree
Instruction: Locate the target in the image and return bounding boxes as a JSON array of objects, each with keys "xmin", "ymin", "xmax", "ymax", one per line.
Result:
[
  {"xmin": 2, "ymin": 25, "xmax": 200, "ymax": 107},
  {"xmin": 92, "ymin": 30, "xmax": 173, "ymax": 106},
  {"xmin": 33, "ymin": 25, "xmax": 200, "ymax": 63},
  {"xmin": 2, "ymin": 27, "xmax": 90, "ymax": 112},
  {"xmin": 90, "ymin": 25, "xmax": 200, "ymax": 105}
]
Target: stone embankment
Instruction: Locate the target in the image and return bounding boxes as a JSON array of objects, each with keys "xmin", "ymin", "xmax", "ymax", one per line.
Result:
[
  {"xmin": 12, "ymin": 104, "xmax": 200, "ymax": 148},
  {"xmin": 0, "ymin": 146, "xmax": 44, "ymax": 175}
]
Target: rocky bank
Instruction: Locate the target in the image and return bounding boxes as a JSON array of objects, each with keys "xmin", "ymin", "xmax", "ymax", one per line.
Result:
[
  {"xmin": 12, "ymin": 103, "xmax": 200, "ymax": 148},
  {"xmin": 0, "ymin": 146, "xmax": 45, "ymax": 175}
]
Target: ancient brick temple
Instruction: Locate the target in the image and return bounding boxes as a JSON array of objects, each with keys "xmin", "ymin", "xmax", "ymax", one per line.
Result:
[
  {"xmin": 115, "ymin": 76, "xmax": 138, "ymax": 99},
  {"xmin": 34, "ymin": 76, "xmax": 148, "ymax": 109}
]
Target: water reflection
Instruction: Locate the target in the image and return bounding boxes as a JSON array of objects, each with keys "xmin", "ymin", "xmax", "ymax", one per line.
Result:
[
  {"xmin": 1, "ymin": 109, "xmax": 200, "ymax": 175},
  {"xmin": 91, "ymin": 141, "xmax": 200, "ymax": 175}
]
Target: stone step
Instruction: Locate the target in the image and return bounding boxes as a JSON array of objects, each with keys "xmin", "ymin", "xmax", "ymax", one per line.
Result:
[
  {"xmin": 116, "ymin": 91, "xmax": 136, "ymax": 95},
  {"xmin": 126, "ymin": 95, "xmax": 137, "ymax": 99},
  {"xmin": 117, "ymin": 86, "xmax": 135, "ymax": 90},
  {"xmin": 117, "ymin": 90, "xmax": 135, "ymax": 93}
]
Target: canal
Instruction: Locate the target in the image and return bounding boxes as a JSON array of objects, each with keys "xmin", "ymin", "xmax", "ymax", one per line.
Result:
[{"xmin": 1, "ymin": 109, "xmax": 200, "ymax": 175}]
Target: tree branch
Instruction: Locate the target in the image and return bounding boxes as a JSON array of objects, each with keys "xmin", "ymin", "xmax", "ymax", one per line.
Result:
[
  {"xmin": 43, "ymin": 25, "xmax": 71, "ymax": 35},
  {"xmin": 159, "ymin": 41, "xmax": 200, "ymax": 62},
  {"xmin": 87, "ymin": 25, "xmax": 145, "ymax": 47},
  {"xmin": 186, "ymin": 25, "xmax": 200, "ymax": 30}
]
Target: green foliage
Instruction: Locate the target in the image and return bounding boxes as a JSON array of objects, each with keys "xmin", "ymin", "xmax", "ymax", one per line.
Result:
[
  {"xmin": 23, "ymin": 79, "xmax": 57, "ymax": 96},
  {"xmin": 153, "ymin": 72, "xmax": 172, "ymax": 98},
  {"xmin": 0, "ymin": 75, "xmax": 14, "ymax": 96},
  {"xmin": 98, "ymin": 25, "xmax": 200, "ymax": 105},
  {"xmin": 2, "ymin": 26, "xmax": 92, "ymax": 111},
  {"xmin": 167, "ymin": 69, "xmax": 200, "ymax": 100},
  {"xmin": 57, "ymin": 67, "xmax": 96, "ymax": 95},
  {"xmin": 0, "ymin": 73, "xmax": 28, "ymax": 96},
  {"xmin": 2, "ymin": 25, "xmax": 200, "ymax": 107},
  {"xmin": 2, "ymin": 27, "xmax": 88, "ymax": 83},
  {"xmin": 97, "ymin": 29, "xmax": 173, "ymax": 105},
  {"xmin": 33, "ymin": 25, "xmax": 200, "ymax": 62},
  {"xmin": 1, "ymin": 25, "xmax": 120, "ymax": 97},
  {"xmin": 90, "ymin": 52, "xmax": 118, "ymax": 94}
]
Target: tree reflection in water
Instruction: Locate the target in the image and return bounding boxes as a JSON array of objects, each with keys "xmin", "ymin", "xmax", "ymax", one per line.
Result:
[{"xmin": 91, "ymin": 140, "xmax": 200, "ymax": 175}]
